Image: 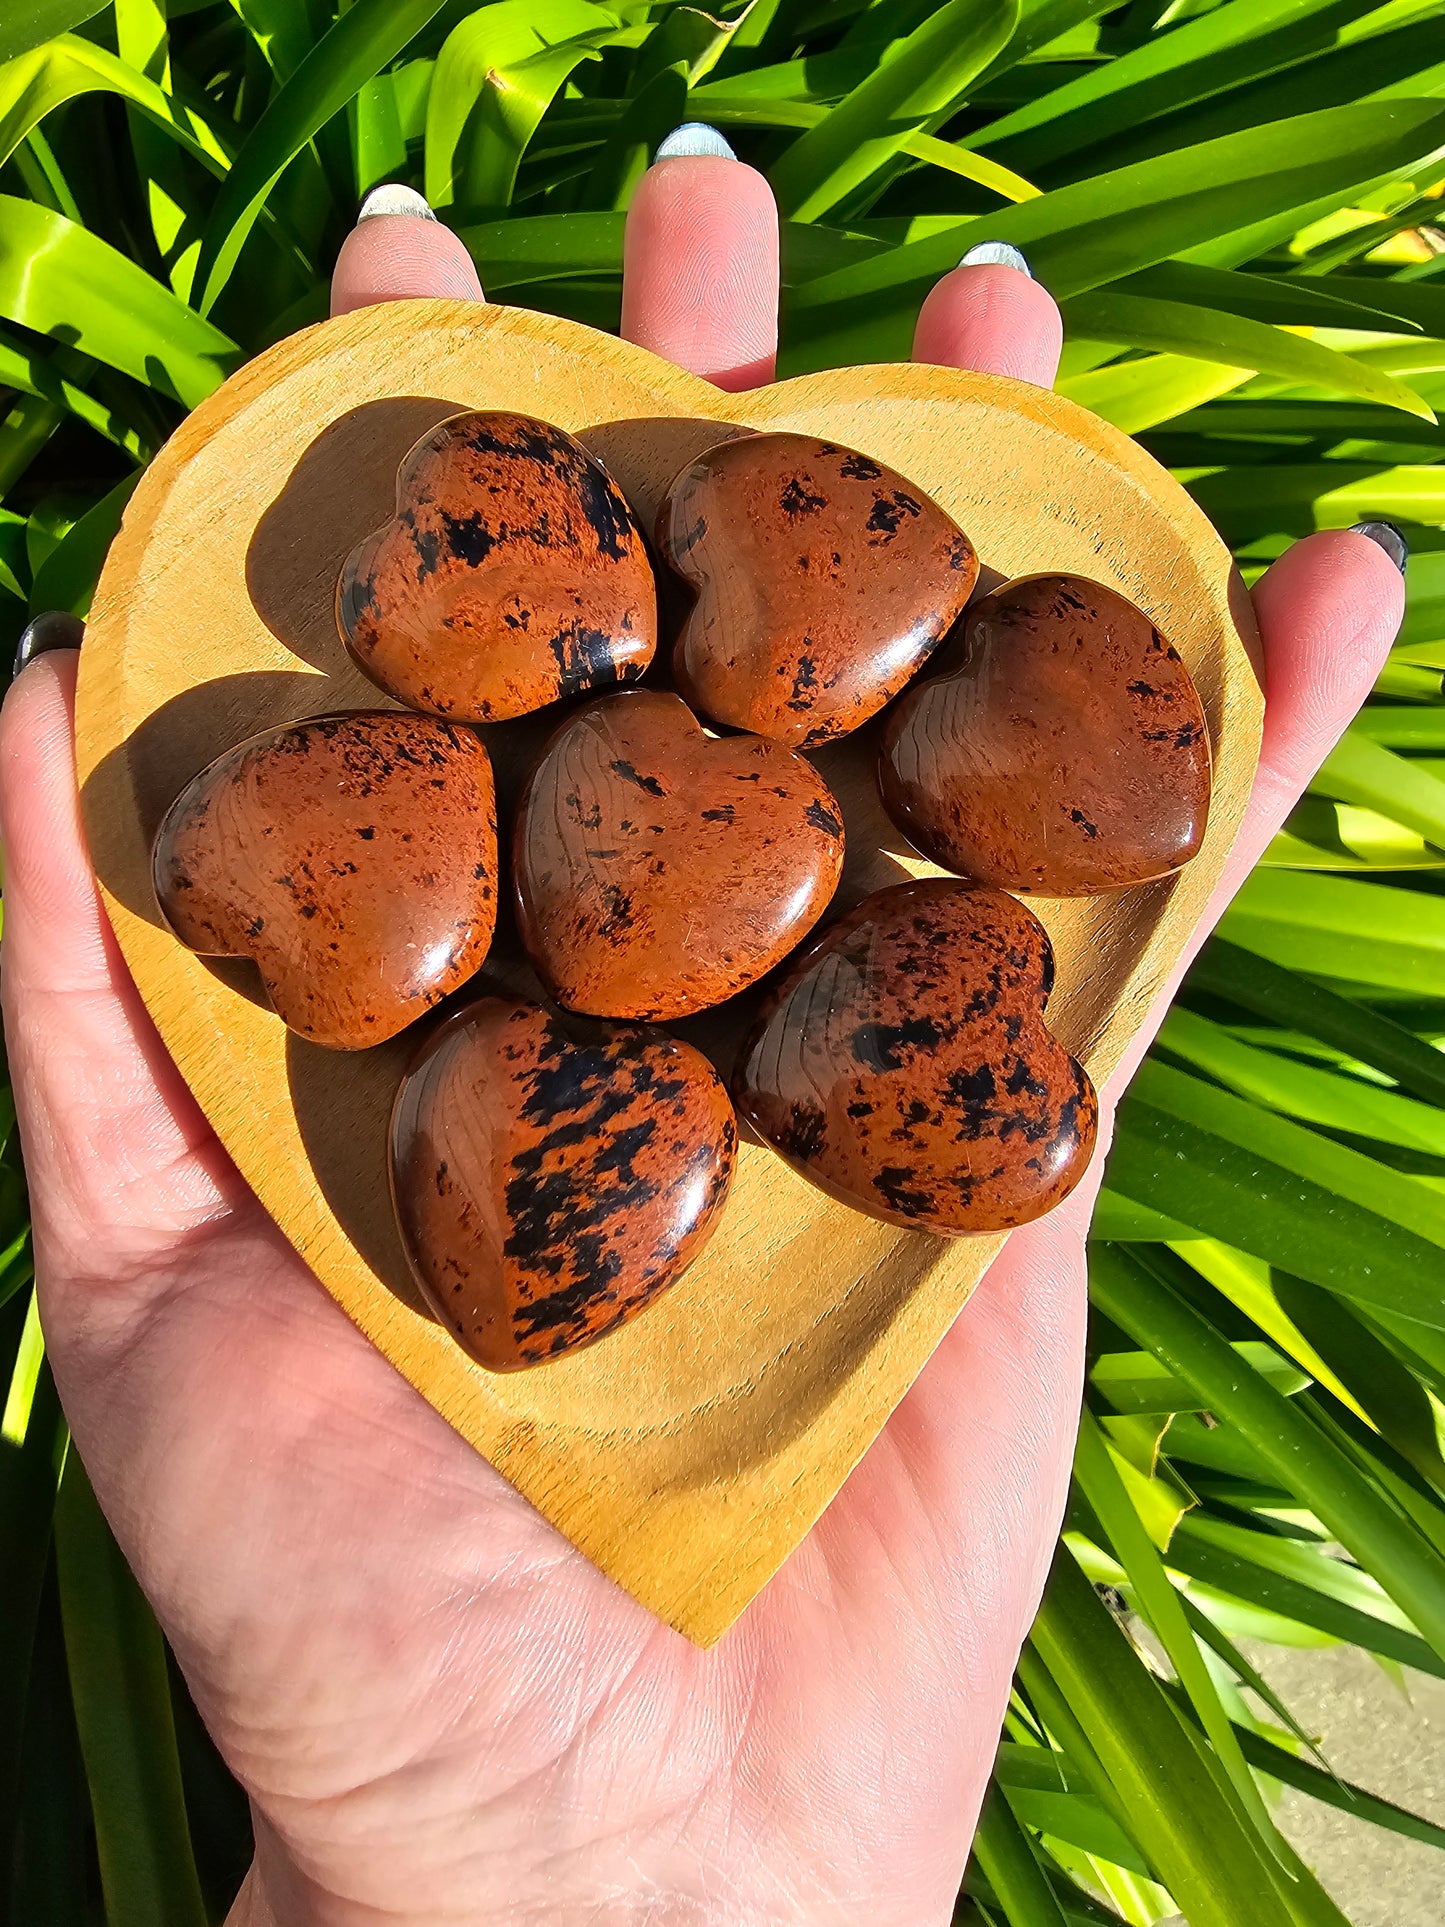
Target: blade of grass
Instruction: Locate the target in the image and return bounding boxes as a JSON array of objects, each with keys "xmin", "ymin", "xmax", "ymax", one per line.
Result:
[
  {"xmin": 55, "ymin": 1452, "xmax": 207, "ymax": 1927},
  {"xmin": 1027, "ymin": 1551, "xmax": 1347, "ymax": 1927},
  {"xmin": 0, "ymin": 196, "xmax": 237, "ymax": 407},
  {"xmin": 1093, "ymin": 1244, "xmax": 1445, "ymax": 1662},
  {"xmin": 1066, "ymin": 288, "xmax": 1435, "ymax": 417},
  {"xmin": 1186, "ymin": 936, "xmax": 1445, "ymax": 1109},
  {"xmin": 769, "ymin": 0, "xmax": 1020, "ymax": 220},
  {"xmin": 973, "ymin": 1783, "xmax": 1072, "ymax": 1927},
  {"xmin": 196, "ymin": 0, "xmax": 452, "ymax": 314},
  {"xmin": 0, "ymin": 0, "xmax": 106, "ymax": 65},
  {"xmin": 1074, "ymin": 1407, "xmax": 1285, "ymax": 1856}
]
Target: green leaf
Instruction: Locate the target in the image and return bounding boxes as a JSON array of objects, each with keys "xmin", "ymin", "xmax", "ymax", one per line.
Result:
[
  {"xmin": 1106, "ymin": 1083, "xmax": 1445, "ymax": 1329},
  {"xmin": 55, "ymin": 1454, "xmax": 207, "ymax": 1927},
  {"xmin": 1313, "ymin": 726, "xmax": 1445, "ymax": 845},
  {"xmin": 1225, "ymin": 1713, "xmax": 1445, "ymax": 1852},
  {"xmin": 196, "ymin": 0, "xmax": 453, "ymax": 314},
  {"xmin": 1174, "ymin": 1517, "xmax": 1444, "ymax": 1669},
  {"xmin": 424, "ymin": 1, "xmax": 617, "ymax": 210},
  {"xmin": 0, "ymin": 34, "xmax": 232, "ymax": 175},
  {"xmin": 1062, "ymin": 288, "xmax": 1436, "ymax": 418},
  {"xmin": 1092, "ymin": 1245, "xmax": 1445, "ymax": 1665},
  {"xmin": 0, "ymin": 1295, "xmax": 66, "ymax": 1886},
  {"xmin": 1090, "ymin": 1341, "xmax": 1309, "ymax": 1415},
  {"xmin": 769, "ymin": 0, "xmax": 1021, "ymax": 220},
  {"xmin": 974, "ymin": 0, "xmax": 1388, "ymax": 169},
  {"xmin": 1157, "ymin": 1005, "xmax": 1445, "ymax": 1155},
  {"xmin": 0, "ymin": 0, "xmax": 105, "ymax": 65},
  {"xmin": 1186, "ymin": 936, "xmax": 1445, "ymax": 1109},
  {"xmin": 0, "ymin": 197, "xmax": 238, "ymax": 408},
  {"xmin": 973, "ymin": 1783, "xmax": 1072, "ymax": 1927},
  {"xmin": 1222, "ymin": 867, "xmax": 1445, "ymax": 994},
  {"xmin": 701, "ymin": 92, "xmax": 1042, "ymax": 202},
  {"xmin": 1025, "ymin": 1552, "xmax": 1341, "ymax": 1927},
  {"xmin": 29, "ymin": 472, "xmax": 141, "ymax": 618},
  {"xmin": 1074, "ymin": 1409, "xmax": 1284, "ymax": 1855},
  {"xmin": 788, "ymin": 100, "xmax": 1445, "ymax": 345},
  {"xmin": 1059, "ymin": 353, "xmax": 1254, "ymax": 434}
]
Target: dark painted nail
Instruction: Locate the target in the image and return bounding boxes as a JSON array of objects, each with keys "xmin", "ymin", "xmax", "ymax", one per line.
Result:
[
  {"xmin": 1352, "ymin": 520, "xmax": 1408, "ymax": 573},
  {"xmin": 13, "ymin": 610, "xmax": 84, "ymax": 679}
]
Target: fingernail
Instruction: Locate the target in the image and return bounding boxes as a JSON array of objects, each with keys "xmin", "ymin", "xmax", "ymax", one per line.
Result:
[
  {"xmin": 655, "ymin": 123, "xmax": 736, "ymax": 162},
  {"xmin": 1351, "ymin": 520, "xmax": 1408, "ymax": 573},
  {"xmin": 13, "ymin": 610, "xmax": 83, "ymax": 679},
  {"xmin": 960, "ymin": 240, "xmax": 1032, "ymax": 277},
  {"xmin": 357, "ymin": 183, "xmax": 436, "ymax": 223}
]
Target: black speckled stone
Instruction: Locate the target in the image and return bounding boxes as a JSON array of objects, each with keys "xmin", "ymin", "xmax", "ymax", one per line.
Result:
[
  {"xmin": 339, "ymin": 410, "xmax": 656, "ymax": 722},
  {"xmin": 390, "ymin": 995, "xmax": 737, "ymax": 1370},
  {"xmin": 734, "ymin": 878, "xmax": 1097, "ymax": 1234}
]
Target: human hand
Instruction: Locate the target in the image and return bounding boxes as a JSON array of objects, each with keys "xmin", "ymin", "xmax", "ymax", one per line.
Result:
[{"xmin": 1, "ymin": 142, "xmax": 1405, "ymax": 1927}]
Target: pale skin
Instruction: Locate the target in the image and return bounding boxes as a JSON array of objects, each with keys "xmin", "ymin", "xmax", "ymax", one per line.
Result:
[{"xmin": 0, "ymin": 156, "xmax": 1404, "ymax": 1926}]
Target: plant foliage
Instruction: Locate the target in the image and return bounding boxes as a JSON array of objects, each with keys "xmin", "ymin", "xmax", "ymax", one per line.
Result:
[{"xmin": 4, "ymin": 2, "xmax": 1445, "ymax": 1920}]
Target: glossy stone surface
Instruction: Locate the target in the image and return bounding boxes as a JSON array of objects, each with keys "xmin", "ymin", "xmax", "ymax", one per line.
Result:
[
  {"xmin": 338, "ymin": 410, "xmax": 656, "ymax": 722},
  {"xmin": 391, "ymin": 996, "xmax": 736, "ymax": 1370},
  {"xmin": 734, "ymin": 879, "xmax": 1097, "ymax": 1235},
  {"xmin": 153, "ymin": 712, "xmax": 497, "ymax": 1049},
  {"xmin": 514, "ymin": 689, "xmax": 845, "ymax": 1021},
  {"xmin": 659, "ymin": 432, "xmax": 977, "ymax": 748},
  {"xmin": 880, "ymin": 573, "xmax": 1211, "ymax": 895}
]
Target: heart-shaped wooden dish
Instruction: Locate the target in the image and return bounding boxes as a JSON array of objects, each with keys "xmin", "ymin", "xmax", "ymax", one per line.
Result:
[{"xmin": 76, "ymin": 299, "xmax": 1261, "ymax": 1645}]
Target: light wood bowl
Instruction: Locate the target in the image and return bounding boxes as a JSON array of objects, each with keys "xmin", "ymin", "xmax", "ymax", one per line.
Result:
[{"xmin": 76, "ymin": 300, "xmax": 1261, "ymax": 1645}]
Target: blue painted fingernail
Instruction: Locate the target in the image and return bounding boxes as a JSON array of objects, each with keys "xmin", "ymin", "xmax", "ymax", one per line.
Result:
[
  {"xmin": 1351, "ymin": 520, "xmax": 1408, "ymax": 573},
  {"xmin": 357, "ymin": 183, "xmax": 436, "ymax": 222},
  {"xmin": 13, "ymin": 610, "xmax": 84, "ymax": 680},
  {"xmin": 960, "ymin": 241, "xmax": 1032, "ymax": 277},
  {"xmin": 655, "ymin": 123, "xmax": 736, "ymax": 162}
]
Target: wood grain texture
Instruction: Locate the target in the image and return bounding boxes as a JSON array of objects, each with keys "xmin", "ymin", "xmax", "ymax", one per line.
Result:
[{"xmin": 74, "ymin": 299, "xmax": 1262, "ymax": 1645}]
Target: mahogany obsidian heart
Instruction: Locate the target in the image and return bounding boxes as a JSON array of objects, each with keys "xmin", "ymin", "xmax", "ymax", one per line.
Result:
[
  {"xmin": 390, "ymin": 996, "xmax": 737, "ymax": 1370},
  {"xmin": 152, "ymin": 712, "xmax": 497, "ymax": 1049},
  {"xmin": 879, "ymin": 573, "xmax": 1212, "ymax": 895},
  {"xmin": 337, "ymin": 410, "xmax": 656, "ymax": 722},
  {"xmin": 513, "ymin": 689, "xmax": 845, "ymax": 1021},
  {"xmin": 658, "ymin": 432, "xmax": 978, "ymax": 748},
  {"xmin": 733, "ymin": 879, "xmax": 1097, "ymax": 1235}
]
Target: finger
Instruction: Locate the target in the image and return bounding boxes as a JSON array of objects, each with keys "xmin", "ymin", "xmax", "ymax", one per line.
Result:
[
  {"xmin": 331, "ymin": 185, "xmax": 483, "ymax": 318},
  {"xmin": 0, "ymin": 653, "xmax": 239, "ymax": 1260},
  {"xmin": 913, "ymin": 245, "xmax": 1063, "ymax": 388},
  {"xmin": 621, "ymin": 126, "xmax": 780, "ymax": 390}
]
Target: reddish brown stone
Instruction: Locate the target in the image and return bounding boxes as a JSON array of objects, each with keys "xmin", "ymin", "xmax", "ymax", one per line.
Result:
[
  {"xmin": 153, "ymin": 712, "xmax": 497, "ymax": 1049},
  {"xmin": 658, "ymin": 432, "xmax": 977, "ymax": 748},
  {"xmin": 880, "ymin": 573, "xmax": 1212, "ymax": 895},
  {"xmin": 733, "ymin": 879, "xmax": 1096, "ymax": 1235},
  {"xmin": 513, "ymin": 689, "xmax": 845, "ymax": 1021},
  {"xmin": 390, "ymin": 996, "xmax": 736, "ymax": 1370},
  {"xmin": 338, "ymin": 410, "xmax": 656, "ymax": 722}
]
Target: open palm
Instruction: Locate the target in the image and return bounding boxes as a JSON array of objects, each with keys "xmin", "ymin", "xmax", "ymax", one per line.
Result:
[{"xmin": 0, "ymin": 154, "xmax": 1405, "ymax": 1927}]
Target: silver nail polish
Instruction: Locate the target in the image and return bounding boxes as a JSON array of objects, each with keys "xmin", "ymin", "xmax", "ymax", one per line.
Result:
[
  {"xmin": 1352, "ymin": 520, "xmax": 1408, "ymax": 573},
  {"xmin": 13, "ymin": 610, "xmax": 84, "ymax": 679},
  {"xmin": 357, "ymin": 183, "xmax": 436, "ymax": 222},
  {"xmin": 655, "ymin": 123, "xmax": 737, "ymax": 162},
  {"xmin": 959, "ymin": 240, "xmax": 1032, "ymax": 277}
]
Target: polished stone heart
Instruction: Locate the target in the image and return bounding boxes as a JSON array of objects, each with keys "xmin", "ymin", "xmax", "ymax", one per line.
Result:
[
  {"xmin": 152, "ymin": 712, "xmax": 497, "ymax": 1049},
  {"xmin": 880, "ymin": 572, "xmax": 1212, "ymax": 895},
  {"xmin": 513, "ymin": 688, "xmax": 845, "ymax": 1020},
  {"xmin": 659, "ymin": 431, "xmax": 977, "ymax": 748},
  {"xmin": 734, "ymin": 878, "xmax": 1097, "ymax": 1235},
  {"xmin": 391, "ymin": 995, "xmax": 736, "ymax": 1370},
  {"xmin": 338, "ymin": 409, "xmax": 656, "ymax": 721}
]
